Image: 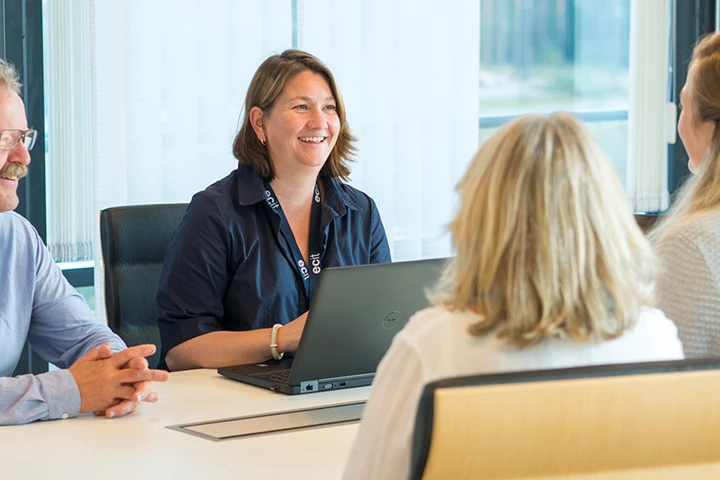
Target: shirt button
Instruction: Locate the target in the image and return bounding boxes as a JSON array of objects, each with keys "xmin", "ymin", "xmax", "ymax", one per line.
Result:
[{"xmin": 61, "ymin": 413, "xmax": 69, "ymax": 420}]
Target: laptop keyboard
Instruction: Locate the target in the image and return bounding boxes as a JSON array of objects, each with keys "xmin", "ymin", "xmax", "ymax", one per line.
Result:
[{"xmin": 253, "ymin": 370, "xmax": 291, "ymax": 384}]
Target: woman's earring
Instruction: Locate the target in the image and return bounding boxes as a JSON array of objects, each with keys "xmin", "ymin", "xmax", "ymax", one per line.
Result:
[{"xmin": 260, "ymin": 138, "xmax": 266, "ymax": 146}]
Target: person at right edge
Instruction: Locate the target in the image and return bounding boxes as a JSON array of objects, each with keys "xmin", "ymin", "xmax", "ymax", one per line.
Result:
[{"xmin": 651, "ymin": 32, "xmax": 720, "ymax": 358}]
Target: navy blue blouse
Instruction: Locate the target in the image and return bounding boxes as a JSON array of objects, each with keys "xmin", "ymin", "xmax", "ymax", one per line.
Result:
[{"xmin": 157, "ymin": 164, "xmax": 391, "ymax": 364}]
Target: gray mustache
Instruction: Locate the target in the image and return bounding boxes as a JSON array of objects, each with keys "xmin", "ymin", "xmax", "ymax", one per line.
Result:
[{"xmin": 0, "ymin": 163, "xmax": 28, "ymax": 179}]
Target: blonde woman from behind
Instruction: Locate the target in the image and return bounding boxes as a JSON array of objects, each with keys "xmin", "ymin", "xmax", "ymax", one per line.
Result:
[
  {"xmin": 651, "ymin": 32, "xmax": 720, "ymax": 358},
  {"xmin": 342, "ymin": 113, "xmax": 684, "ymax": 480}
]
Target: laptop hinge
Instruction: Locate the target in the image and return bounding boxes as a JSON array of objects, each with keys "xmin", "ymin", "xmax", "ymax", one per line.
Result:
[{"xmin": 300, "ymin": 380, "xmax": 319, "ymax": 394}]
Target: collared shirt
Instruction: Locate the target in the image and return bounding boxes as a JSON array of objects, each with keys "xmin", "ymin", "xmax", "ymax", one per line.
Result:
[
  {"xmin": 0, "ymin": 212, "xmax": 126, "ymax": 425},
  {"xmin": 157, "ymin": 164, "xmax": 392, "ymax": 363}
]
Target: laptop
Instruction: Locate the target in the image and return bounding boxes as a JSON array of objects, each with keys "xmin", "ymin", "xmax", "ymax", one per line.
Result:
[{"xmin": 217, "ymin": 257, "xmax": 448, "ymax": 394}]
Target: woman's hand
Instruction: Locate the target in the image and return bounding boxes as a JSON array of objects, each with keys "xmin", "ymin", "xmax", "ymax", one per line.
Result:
[{"xmin": 276, "ymin": 311, "xmax": 309, "ymax": 354}]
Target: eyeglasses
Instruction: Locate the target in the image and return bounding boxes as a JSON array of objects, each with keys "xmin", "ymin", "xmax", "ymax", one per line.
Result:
[{"xmin": 0, "ymin": 129, "xmax": 37, "ymax": 152}]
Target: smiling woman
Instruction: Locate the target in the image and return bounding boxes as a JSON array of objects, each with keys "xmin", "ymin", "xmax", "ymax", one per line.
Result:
[
  {"xmin": 249, "ymin": 70, "xmax": 341, "ymax": 181},
  {"xmin": 156, "ymin": 50, "xmax": 392, "ymax": 372},
  {"xmin": 233, "ymin": 50, "xmax": 356, "ymax": 183}
]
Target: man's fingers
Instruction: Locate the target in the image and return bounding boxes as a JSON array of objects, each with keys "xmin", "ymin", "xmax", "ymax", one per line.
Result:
[
  {"xmin": 132, "ymin": 381, "xmax": 159, "ymax": 404},
  {"xmin": 73, "ymin": 344, "xmax": 166, "ymax": 415},
  {"xmin": 143, "ymin": 392, "xmax": 159, "ymax": 403},
  {"xmin": 108, "ymin": 344, "xmax": 157, "ymax": 368},
  {"xmin": 71, "ymin": 343, "xmax": 114, "ymax": 368},
  {"xmin": 112, "ymin": 385, "xmax": 139, "ymax": 401},
  {"xmin": 116, "ymin": 368, "xmax": 169, "ymax": 384},
  {"xmin": 94, "ymin": 383, "xmax": 159, "ymax": 419},
  {"xmin": 127, "ymin": 356, "xmax": 149, "ymax": 371},
  {"xmin": 105, "ymin": 381, "xmax": 157, "ymax": 418},
  {"xmin": 96, "ymin": 343, "xmax": 113, "ymax": 360},
  {"xmin": 132, "ymin": 381, "xmax": 153, "ymax": 402},
  {"xmin": 105, "ymin": 400, "xmax": 138, "ymax": 419},
  {"xmin": 74, "ymin": 345, "xmax": 102, "ymax": 364}
]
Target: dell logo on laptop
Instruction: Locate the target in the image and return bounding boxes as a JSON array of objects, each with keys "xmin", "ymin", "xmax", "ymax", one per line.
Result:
[{"xmin": 383, "ymin": 311, "xmax": 403, "ymax": 330}]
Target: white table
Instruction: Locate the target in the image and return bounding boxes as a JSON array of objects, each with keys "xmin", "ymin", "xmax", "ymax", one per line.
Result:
[
  {"xmin": 11, "ymin": 371, "xmax": 720, "ymax": 480},
  {"xmin": 2, "ymin": 369, "xmax": 370, "ymax": 480}
]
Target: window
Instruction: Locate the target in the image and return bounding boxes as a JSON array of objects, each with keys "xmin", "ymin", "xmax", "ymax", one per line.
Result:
[
  {"xmin": 41, "ymin": 0, "xmax": 672, "ymax": 319},
  {"xmin": 478, "ymin": 0, "xmax": 671, "ymax": 212},
  {"xmin": 479, "ymin": 0, "xmax": 631, "ymax": 182}
]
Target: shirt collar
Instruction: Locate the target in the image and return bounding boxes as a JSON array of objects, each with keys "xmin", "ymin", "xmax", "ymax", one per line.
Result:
[
  {"xmin": 235, "ymin": 164, "xmax": 270, "ymax": 206},
  {"xmin": 321, "ymin": 176, "xmax": 361, "ymax": 214},
  {"xmin": 234, "ymin": 163, "xmax": 361, "ymax": 213}
]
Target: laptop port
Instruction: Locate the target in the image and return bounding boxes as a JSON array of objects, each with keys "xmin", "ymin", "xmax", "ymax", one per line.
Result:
[
  {"xmin": 338, "ymin": 381, "xmax": 347, "ymax": 387},
  {"xmin": 300, "ymin": 380, "xmax": 319, "ymax": 393}
]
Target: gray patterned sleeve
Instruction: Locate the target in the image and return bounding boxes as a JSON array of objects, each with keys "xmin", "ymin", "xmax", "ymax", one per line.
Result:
[{"xmin": 656, "ymin": 231, "xmax": 720, "ymax": 358}]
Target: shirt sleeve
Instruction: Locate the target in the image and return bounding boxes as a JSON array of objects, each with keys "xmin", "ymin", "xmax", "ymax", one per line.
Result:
[
  {"xmin": 368, "ymin": 197, "xmax": 392, "ymax": 264},
  {"xmin": 655, "ymin": 232, "xmax": 720, "ymax": 358},
  {"xmin": 0, "ymin": 222, "xmax": 125, "ymax": 426},
  {"xmin": 0, "ymin": 370, "xmax": 80, "ymax": 425},
  {"xmin": 157, "ymin": 195, "xmax": 232, "ymax": 358},
  {"xmin": 26, "ymin": 225, "xmax": 125, "ymax": 367},
  {"xmin": 342, "ymin": 332, "xmax": 425, "ymax": 480}
]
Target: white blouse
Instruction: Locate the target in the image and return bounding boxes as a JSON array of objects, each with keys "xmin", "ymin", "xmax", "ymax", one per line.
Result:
[{"xmin": 342, "ymin": 306, "xmax": 684, "ymax": 480}]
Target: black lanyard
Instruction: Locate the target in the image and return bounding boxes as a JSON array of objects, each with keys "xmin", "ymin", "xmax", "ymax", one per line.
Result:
[{"xmin": 263, "ymin": 182, "xmax": 324, "ymax": 303}]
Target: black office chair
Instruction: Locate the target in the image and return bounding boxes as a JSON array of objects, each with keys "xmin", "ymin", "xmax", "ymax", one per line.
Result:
[
  {"xmin": 100, "ymin": 203, "xmax": 188, "ymax": 368},
  {"xmin": 410, "ymin": 359, "xmax": 720, "ymax": 479}
]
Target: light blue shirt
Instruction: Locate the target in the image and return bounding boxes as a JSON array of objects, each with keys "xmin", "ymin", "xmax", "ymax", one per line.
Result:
[{"xmin": 0, "ymin": 211, "xmax": 125, "ymax": 425}]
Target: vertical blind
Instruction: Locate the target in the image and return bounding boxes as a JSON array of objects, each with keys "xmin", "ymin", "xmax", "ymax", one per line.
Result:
[
  {"xmin": 44, "ymin": 0, "xmax": 94, "ymax": 262},
  {"xmin": 295, "ymin": 0, "xmax": 480, "ymax": 260},
  {"xmin": 626, "ymin": 0, "xmax": 671, "ymax": 212}
]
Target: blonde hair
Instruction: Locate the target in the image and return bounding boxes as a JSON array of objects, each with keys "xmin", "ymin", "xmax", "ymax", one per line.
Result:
[
  {"xmin": 651, "ymin": 32, "xmax": 720, "ymax": 242},
  {"xmin": 0, "ymin": 58, "xmax": 21, "ymax": 95},
  {"xmin": 432, "ymin": 113, "xmax": 656, "ymax": 348},
  {"xmin": 232, "ymin": 49, "xmax": 356, "ymax": 182}
]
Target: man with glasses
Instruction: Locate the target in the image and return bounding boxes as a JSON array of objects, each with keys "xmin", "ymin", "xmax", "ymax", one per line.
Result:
[{"xmin": 0, "ymin": 58, "xmax": 168, "ymax": 425}]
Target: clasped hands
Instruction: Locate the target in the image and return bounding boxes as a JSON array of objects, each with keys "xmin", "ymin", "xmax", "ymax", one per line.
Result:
[{"xmin": 69, "ymin": 343, "xmax": 169, "ymax": 419}]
